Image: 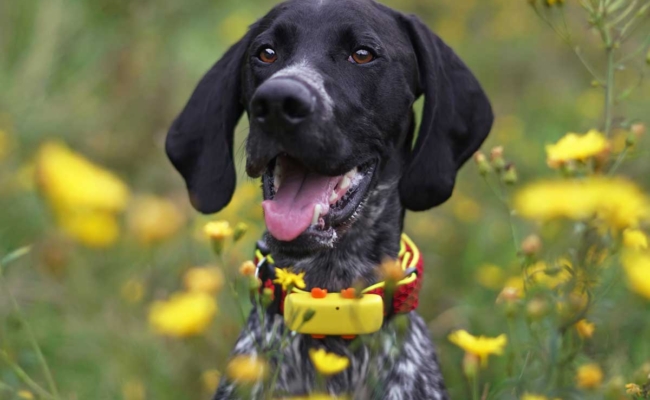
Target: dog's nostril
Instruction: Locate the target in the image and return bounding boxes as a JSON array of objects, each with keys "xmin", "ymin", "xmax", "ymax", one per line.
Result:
[
  {"xmin": 283, "ymin": 96, "xmax": 311, "ymax": 120},
  {"xmin": 252, "ymin": 99, "xmax": 270, "ymax": 120}
]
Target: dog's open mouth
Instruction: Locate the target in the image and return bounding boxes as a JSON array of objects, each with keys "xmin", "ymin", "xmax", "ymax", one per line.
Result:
[{"xmin": 262, "ymin": 155, "xmax": 376, "ymax": 242}]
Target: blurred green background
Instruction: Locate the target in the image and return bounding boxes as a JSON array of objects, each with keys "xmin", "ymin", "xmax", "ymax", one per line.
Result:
[{"xmin": 1, "ymin": 0, "xmax": 649, "ymax": 399}]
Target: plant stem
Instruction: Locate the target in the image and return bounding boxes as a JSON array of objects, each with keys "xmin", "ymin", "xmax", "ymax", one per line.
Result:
[
  {"xmin": 472, "ymin": 371, "xmax": 480, "ymax": 400},
  {"xmin": 604, "ymin": 47, "xmax": 616, "ymax": 136},
  {"xmin": 0, "ymin": 350, "xmax": 56, "ymax": 400},
  {"xmin": 0, "ymin": 267, "xmax": 60, "ymax": 399}
]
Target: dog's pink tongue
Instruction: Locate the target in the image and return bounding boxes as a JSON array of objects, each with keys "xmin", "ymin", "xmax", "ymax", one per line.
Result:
[{"xmin": 262, "ymin": 158, "xmax": 341, "ymax": 242}]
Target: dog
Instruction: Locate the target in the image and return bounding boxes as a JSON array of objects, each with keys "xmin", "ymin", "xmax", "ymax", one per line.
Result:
[{"xmin": 166, "ymin": 0, "xmax": 493, "ymax": 398}]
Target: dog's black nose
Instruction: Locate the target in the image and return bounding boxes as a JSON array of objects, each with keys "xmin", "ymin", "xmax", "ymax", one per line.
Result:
[{"xmin": 251, "ymin": 79, "xmax": 314, "ymax": 130}]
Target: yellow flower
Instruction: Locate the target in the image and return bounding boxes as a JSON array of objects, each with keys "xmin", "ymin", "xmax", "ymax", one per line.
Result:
[
  {"xmin": 239, "ymin": 260, "xmax": 257, "ymax": 277},
  {"xmin": 121, "ymin": 380, "xmax": 146, "ymax": 400},
  {"xmin": 201, "ymin": 369, "xmax": 221, "ymax": 393},
  {"xmin": 521, "ymin": 394, "xmax": 548, "ymax": 400},
  {"xmin": 17, "ymin": 390, "xmax": 35, "ymax": 400},
  {"xmin": 379, "ymin": 258, "xmax": 404, "ymax": 283},
  {"xmin": 621, "ymin": 251, "xmax": 650, "ymax": 299},
  {"xmin": 121, "ymin": 279, "xmax": 145, "ymax": 304},
  {"xmin": 448, "ymin": 330, "xmax": 507, "ymax": 367},
  {"xmin": 183, "ymin": 267, "xmax": 224, "ymax": 295},
  {"xmin": 546, "ymin": 130, "xmax": 609, "ymax": 168},
  {"xmin": 527, "ymin": 260, "xmax": 572, "ymax": 289},
  {"xmin": 57, "ymin": 210, "xmax": 122, "ymax": 248},
  {"xmin": 545, "ymin": 0, "xmax": 565, "ymax": 6},
  {"xmin": 515, "ymin": 177, "xmax": 650, "ymax": 230},
  {"xmin": 226, "ymin": 355, "xmax": 268, "ymax": 383},
  {"xmin": 35, "ymin": 141, "xmax": 130, "ymax": 247},
  {"xmin": 624, "ymin": 229, "xmax": 648, "ymax": 250},
  {"xmin": 309, "ymin": 348, "xmax": 350, "ymax": 376},
  {"xmin": 625, "ymin": 383, "xmax": 642, "ymax": 395},
  {"xmin": 576, "ymin": 363, "xmax": 604, "ymax": 389},
  {"xmin": 273, "ymin": 268, "xmax": 306, "ymax": 290},
  {"xmin": 475, "ymin": 264, "xmax": 506, "ymax": 290},
  {"xmin": 575, "ymin": 319, "xmax": 595, "ymax": 339},
  {"xmin": 204, "ymin": 221, "xmax": 234, "ymax": 239},
  {"xmin": 128, "ymin": 195, "xmax": 185, "ymax": 244},
  {"xmin": 149, "ymin": 292, "xmax": 217, "ymax": 337}
]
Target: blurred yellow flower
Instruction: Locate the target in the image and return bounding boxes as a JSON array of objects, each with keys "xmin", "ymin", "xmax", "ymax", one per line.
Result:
[
  {"xmin": 128, "ymin": 195, "xmax": 185, "ymax": 244},
  {"xmin": 121, "ymin": 380, "xmax": 145, "ymax": 400},
  {"xmin": 520, "ymin": 394, "xmax": 548, "ymax": 400},
  {"xmin": 448, "ymin": 330, "xmax": 507, "ymax": 367},
  {"xmin": 121, "ymin": 279, "xmax": 145, "ymax": 304},
  {"xmin": 58, "ymin": 210, "xmax": 122, "ymax": 248},
  {"xmin": 546, "ymin": 130, "xmax": 608, "ymax": 167},
  {"xmin": 309, "ymin": 348, "xmax": 350, "ymax": 376},
  {"xmin": 545, "ymin": 0, "xmax": 565, "ymax": 6},
  {"xmin": 621, "ymin": 251, "xmax": 650, "ymax": 300},
  {"xmin": 183, "ymin": 266, "xmax": 224, "ymax": 295},
  {"xmin": 274, "ymin": 268, "xmax": 306, "ymax": 290},
  {"xmin": 226, "ymin": 355, "xmax": 268, "ymax": 383},
  {"xmin": 625, "ymin": 383, "xmax": 642, "ymax": 395},
  {"xmin": 149, "ymin": 292, "xmax": 217, "ymax": 337},
  {"xmin": 239, "ymin": 260, "xmax": 257, "ymax": 277},
  {"xmin": 624, "ymin": 229, "xmax": 648, "ymax": 250},
  {"xmin": 527, "ymin": 260, "xmax": 571, "ymax": 289},
  {"xmin": 379, "ymin": 258, "xmax": 404, "ymax": 283},
  {"xmin": 17, "ymin": 390, "xmax": 34, "ymax": 400},
  {"xmin": 204, "ymin": 220, "xmax": 233, "ymax": 239},
  {"xmin": 35, "ymin": 141, "xmax": 130, "ymax": 247},
  {"xmin": 575, "ymin": 363, "xmax": 604, "ymax": 389},
  {"xmin": 475, "ymin": 264, "xmax": 506, "ymax": 290},
  {"xmin": 515, "ymin": 177, "xmax": 650, "ymax": 230},
  {"xmin": 575, "ymin": 319, "xmax": 595, "ymax": 339},
  {"xmin": 201, "ymin": 369, "xmax": 221, "ymax": 393}
]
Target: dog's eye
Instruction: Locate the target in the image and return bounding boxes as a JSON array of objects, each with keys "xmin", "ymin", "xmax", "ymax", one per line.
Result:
[
  {"xmin": 259, "ymin": 48, "xmax": 278, "ymax": 64},
  {"xmin": 349, "ymin": 49, "xmax": 374, "ymax": 65}
]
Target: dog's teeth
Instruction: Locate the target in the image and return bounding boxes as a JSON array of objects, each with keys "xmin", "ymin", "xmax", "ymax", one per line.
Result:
[
  {"xmin": 345, "ymin": 167, "xmax": 358, "ymax": 179},
  {"xmin": 340, "ymin": 176, "xmax": 351, "ymax": 191},
  {"xmin": 312, "ymin": 204, "xmax": 322, "ymax": 225},
  {"xmin": 273, "ymin": 162, "xmax": 283, "ymax": 191},
  {"xmin": 329, "ymin": 191, "xmax": 338, "ymax": 203}
]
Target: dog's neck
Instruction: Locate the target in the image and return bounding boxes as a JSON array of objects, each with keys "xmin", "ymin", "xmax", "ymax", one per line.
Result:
[{"xmin": 268, "ymin": 181, "xmax": 404, "ymax": 291}]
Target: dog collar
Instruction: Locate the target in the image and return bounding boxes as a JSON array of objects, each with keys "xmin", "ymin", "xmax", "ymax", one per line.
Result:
[{"xmin": 253, "ymin": 234, "xmax": 424, "ymax": 339}]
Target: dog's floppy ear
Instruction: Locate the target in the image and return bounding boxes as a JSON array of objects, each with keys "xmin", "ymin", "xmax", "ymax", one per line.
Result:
[
  {"xmin": 165, "ymin": 34, "xmax": 251, "ymax": 214},
  {"xmin": 399, "ymin": 15, "xmax": 493, "ymax": 211}
]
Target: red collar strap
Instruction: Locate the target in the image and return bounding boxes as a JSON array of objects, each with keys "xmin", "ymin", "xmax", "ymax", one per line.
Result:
[{"xmin": 253, "ymin": 234, "xmax": 424, "ymax": 321}]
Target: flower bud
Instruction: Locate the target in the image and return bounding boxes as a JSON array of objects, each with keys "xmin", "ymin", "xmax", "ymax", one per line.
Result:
[
  {"xmin": 521, "ymin": 234, "xmax": 542, "ymax": 256},
  {"xmin": 631, "ymin": 123, "xmax": 646, "ymax": 138},
  {"xmin": 233, "ymin": 222, "xmax": 249, "ymax": 242},
  {"xmin": 490, "ymin": 146, "xmax": 506, "ymax": 171},
  {"xmin": 261, "ymin": 287, "xmax": 275, "ymax": 308},
  {"xmin": 502, "ymin": 164, "xmax": 518, "ymax": 185},
  {"xmin": 239, "ymin": 260, "xmax": 257, "ymax": 277},
  {"xmin": 473, "ymin": 151, "xmax": 492, "ymax": 176},
  {"xmin": 526, "ymin": 298, "xmax": 549, "ymax": 320},
  {"xmin": 462, "ymin": 353, "xmax": 479, "ymax": 379}
]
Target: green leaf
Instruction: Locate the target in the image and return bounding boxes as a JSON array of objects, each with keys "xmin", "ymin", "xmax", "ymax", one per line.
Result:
[{"xmin": 0, "ymin": 246, "xmax": 32, "ymax": 267}]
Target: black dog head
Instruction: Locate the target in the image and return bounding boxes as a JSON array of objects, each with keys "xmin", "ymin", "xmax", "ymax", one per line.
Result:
[{"xmin": 166, "ymin": 0, "xmax": 493, "ymax": 254}]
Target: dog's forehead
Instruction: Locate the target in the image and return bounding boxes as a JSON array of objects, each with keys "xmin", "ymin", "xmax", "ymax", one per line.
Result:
[{"xmin": 264, "ymin": 0, "xmax": 402, "ymax": 39}]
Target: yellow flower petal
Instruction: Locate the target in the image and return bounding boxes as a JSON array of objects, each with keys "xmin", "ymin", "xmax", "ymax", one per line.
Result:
[
  {"xmin": 309, "ymin": 348, "xmax": 350, "ymax": 376},
  {"xmin": 575, "ymin": 363, "xmax": 603, "ymax": 389},
  {"xmin": 546, "ymin": 130, "xmax": 609, "ymax": 168},
  {"xmin": 226, "ymin": 355, "xmax": 268, "ymax": 383},
  {"xmin": 448, "ymin": 330, "xmax": 507, "ymax": 367},
  {"xmin": 149, "ymin": 292, "xmax": 217, "ymax": 337},
  {"xmin": 273, "ymin": 268, "xmax": 306, "ymax": 290}
]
